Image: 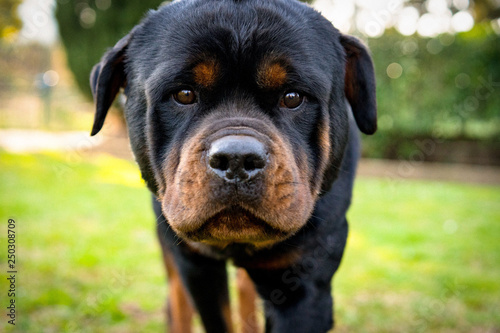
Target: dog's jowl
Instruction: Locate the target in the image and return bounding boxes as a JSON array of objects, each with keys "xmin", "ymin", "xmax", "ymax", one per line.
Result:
[{"xmin": 90, "ymin": 0, "xmax": 377, "ymax": 332}]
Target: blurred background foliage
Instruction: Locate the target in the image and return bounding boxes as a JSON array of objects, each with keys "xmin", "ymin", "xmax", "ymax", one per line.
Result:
[
  {"xmin": 0, "ymin": 0, "xmax": 22, "ymax": 40},
  {"xmin": 0, "ymin": 0, "xmax": 499, "ymax": 164},
  {"xmin": 366, "ymin": 24, "xmax": 500, "ymax": 163},
  {"xmin": 55, "ymin": 0, "xmax": 167, "ymax": 98}
]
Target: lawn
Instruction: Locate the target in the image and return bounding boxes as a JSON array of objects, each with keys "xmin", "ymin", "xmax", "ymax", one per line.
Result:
[{"xmin": 0, "ymin": 151, "xmax": 499, "ymax": 332}]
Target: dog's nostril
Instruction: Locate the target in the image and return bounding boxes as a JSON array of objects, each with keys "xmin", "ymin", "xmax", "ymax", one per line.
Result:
[
  {"xmin": 243, "ymin": 155, "xmax": 265, "ymax": 171},
  {"xmin": 209, "ymin": 154, "xmax": 229, "ymax": 171},
  {"xmin": 208, "ymin": 135, "xmax": 267, "ymax": 181}
]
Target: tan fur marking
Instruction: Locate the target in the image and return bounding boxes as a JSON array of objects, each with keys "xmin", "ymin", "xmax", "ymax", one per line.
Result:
[
  {"xmin": 193, "ymin": 59, "xmax": 219, "ymax": 87},
  {"xmin": 237, "ymin": 269, "xmax": 259, "ymax": 333},
  {"xmin": 222, "ymin": 300, "xmax": 234, "ymax": 333},
  {"xmin": 164, "ymin": 252, "xmax": 194, "ymax": 333},
  {"xmin": 257, "ymin": 62, "xmax": 287, "ymax": 89},
  {"xmin": 316, "ymin": 118, "xmax": 331, "ymax": 191}
]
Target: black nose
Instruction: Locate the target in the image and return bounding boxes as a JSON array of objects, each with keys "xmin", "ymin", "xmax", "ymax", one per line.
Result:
[{"xmin": 208, "ymin": 135, "xmax": 267, "ymax": 182}]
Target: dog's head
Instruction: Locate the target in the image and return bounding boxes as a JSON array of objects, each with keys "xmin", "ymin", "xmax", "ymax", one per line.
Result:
[{"xmin": 90, "ymin": 0, "xmax": 376, "ymax": 248}]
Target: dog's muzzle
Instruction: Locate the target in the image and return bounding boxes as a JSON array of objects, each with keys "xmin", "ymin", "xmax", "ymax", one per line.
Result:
[{"xmin": 162, "ymin": 117, "xmax": 315, "ymax": 247}]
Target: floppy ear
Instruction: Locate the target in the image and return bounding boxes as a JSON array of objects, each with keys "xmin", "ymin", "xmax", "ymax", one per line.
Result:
[
  {"xmin": 340, "ymin": 35, "xmax": 377, "ymax": 135},
  {"xmin": 89, "ymin": 33, "xmax": 132, "ymax": 136}
]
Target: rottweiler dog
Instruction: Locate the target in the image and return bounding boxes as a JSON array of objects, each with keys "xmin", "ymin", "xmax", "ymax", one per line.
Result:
[{"xmin": 90, "ymin": 0, "xmax": 376, "ymax": 332}]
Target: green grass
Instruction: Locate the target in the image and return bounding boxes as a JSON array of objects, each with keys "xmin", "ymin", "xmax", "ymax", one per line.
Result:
[
  {"xmin": 337, "ymin": 178, "xmax": 500, "ymax": 332},
  {"xmin": 0, "ymin": 151, "xmax": 499, "ymax": 332}
]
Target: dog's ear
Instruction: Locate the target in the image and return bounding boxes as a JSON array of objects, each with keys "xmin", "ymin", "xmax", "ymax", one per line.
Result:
[
  {"xmin": 90, "ymin": 33, "xmax": 132, "ymax": 136},
  {"xmin": 340, "ymin": 35, "xmax": 377, "ymax": 135}
]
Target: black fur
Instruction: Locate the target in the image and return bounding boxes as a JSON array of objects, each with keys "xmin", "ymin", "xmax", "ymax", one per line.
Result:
[{"xmin": 90, "ymin": 0, "xmax": 376, "ymax": 332}]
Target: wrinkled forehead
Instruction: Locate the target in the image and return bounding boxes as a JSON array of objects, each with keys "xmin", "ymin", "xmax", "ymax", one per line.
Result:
[
  {"xmin": 163, "ymin": 0, "xmax": 312, "ymax": 56},
  {"xmin": 132, "ymin": 0, "xmax": 341, "ymax": 98}
]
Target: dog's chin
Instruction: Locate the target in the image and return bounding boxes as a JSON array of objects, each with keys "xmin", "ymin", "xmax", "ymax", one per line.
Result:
[{"xmin": 180, "ymin": 207, "xmax": 292, "ymax": 248}]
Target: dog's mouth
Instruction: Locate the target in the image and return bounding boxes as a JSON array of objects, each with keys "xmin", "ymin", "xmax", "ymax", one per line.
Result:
[{"xmin": 183, "ymin": 207, "xmax": 289, "ymax": 247}]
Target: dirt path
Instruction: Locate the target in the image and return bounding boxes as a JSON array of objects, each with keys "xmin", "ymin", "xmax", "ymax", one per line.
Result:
[
  {"xmin": 357, "ymin": 158, "xmax": 500, "ymax": 186},
  {"xmin": 1, "ymin": 129, "xmax": 499, "ymax": 185}
]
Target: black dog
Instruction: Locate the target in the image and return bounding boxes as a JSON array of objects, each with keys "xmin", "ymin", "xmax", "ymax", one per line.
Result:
[{"xmin": 90, "ymin": 0, "xmax": 376, "ymax": 332}]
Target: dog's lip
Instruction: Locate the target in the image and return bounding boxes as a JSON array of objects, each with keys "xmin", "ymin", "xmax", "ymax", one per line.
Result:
[{"xmin": 183, "ymin": 206, "xmax": 289, "ymax": 244}]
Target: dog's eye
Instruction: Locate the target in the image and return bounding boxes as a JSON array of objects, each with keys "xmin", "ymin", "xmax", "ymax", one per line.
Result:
[
  {"xmin": 173, "ymin": 89, "xmax": 197, "ymax": 105},
  {"xmin": 280, "ymin": 92, "xmax": 304, "ymax": 109}
]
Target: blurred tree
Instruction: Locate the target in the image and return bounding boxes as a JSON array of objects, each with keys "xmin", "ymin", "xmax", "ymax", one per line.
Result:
[
  {"xmin": 365, "ymin": 24, "xmax": 500, "ymax": 160},
  {"xmin": 408, "ymin": 0, "xmax": 500, "ymax": 21},
  {"xmin": 473, "ymin": 0, "xmax": 500, "ymax": 20},
  {"xmin": 56, "ymin": 0, "xmax": 168, "ymax": 99},
  {"xmin": 0, "ymin": 0, "xmax": 22, "ymax": 40}
]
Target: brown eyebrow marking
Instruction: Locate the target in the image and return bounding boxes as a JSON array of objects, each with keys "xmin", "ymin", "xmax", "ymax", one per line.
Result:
[
  {"xmin": 193, "ymin": 59, "xmax": 219, "ymax": 88},
  {"xmin": 257, "ymin": 60, "xmax": 288, "ymax": 89}
]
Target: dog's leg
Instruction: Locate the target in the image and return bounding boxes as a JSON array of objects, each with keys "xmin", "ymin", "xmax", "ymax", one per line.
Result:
[
  {"xmin": 237, "ymin": 268, "xmax": 259, "ymax": 333},
  {"xmin": 176, "ymin": 254, "xmax": 233, "ymax": 333},
  {"xmin": 163, "ymin": 251, "xmax": 194, "ymax": 333}
]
